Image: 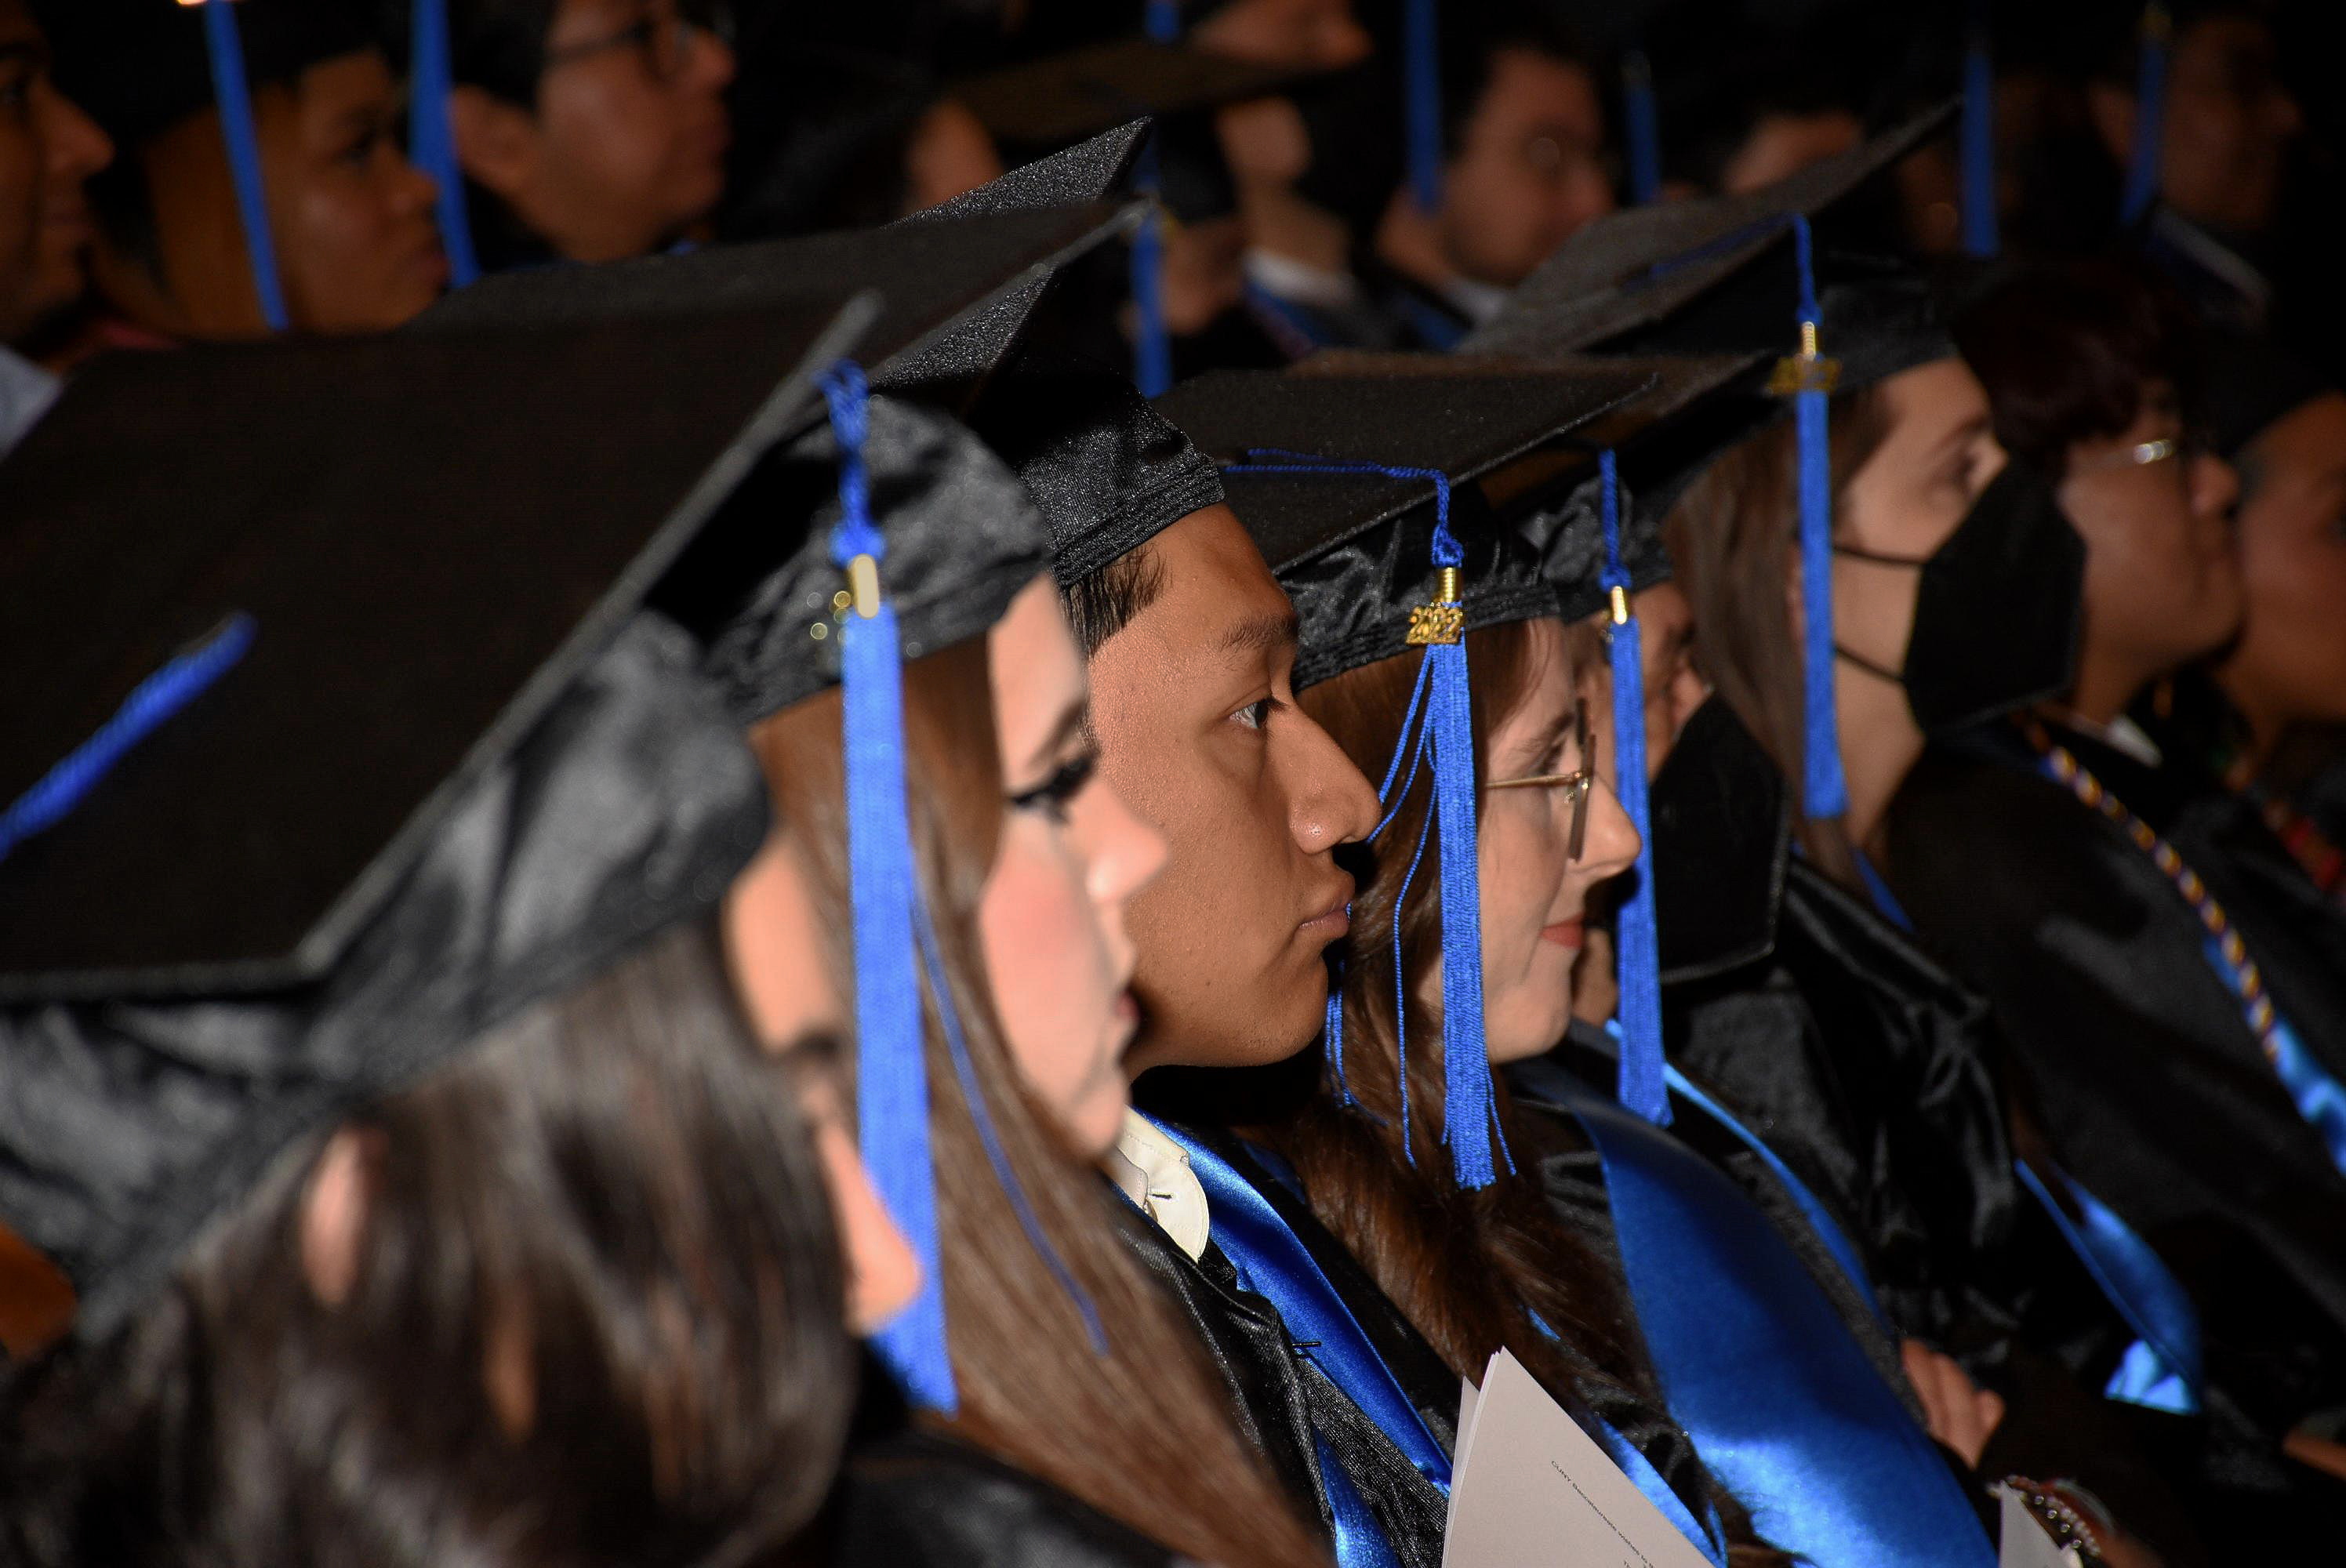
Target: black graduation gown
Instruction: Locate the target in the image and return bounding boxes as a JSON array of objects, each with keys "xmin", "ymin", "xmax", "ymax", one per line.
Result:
[
  {"xmin": 1887, "ymin": 717, "xmax": 2346, "ymax": 1541},
  {"xmin": 1114, "ymin": 1125, "xmax": 1454, "ymax": 1568},
  {"xmin": 827, "ymin": 1429, "xmax": 1179, "ymax": 1567}
]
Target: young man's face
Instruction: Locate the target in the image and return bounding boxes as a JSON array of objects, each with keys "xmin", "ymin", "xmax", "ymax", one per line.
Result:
[
  {"xmin": 1440, "ymin": 48, "xmax": 1613, "ymax": 289},
  {"xmin": 0, "ymin": 1, "xmax": 108, "ymax": 343},
  {"xmin": 1084, "ymin": 505, "xmax": 1378, "ymax": 1076}
]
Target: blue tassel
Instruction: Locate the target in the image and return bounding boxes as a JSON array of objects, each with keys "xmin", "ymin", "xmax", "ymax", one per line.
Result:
[
  {"xmin": 0, "ymin": 614, "xmax": 255, "ymax": 867},
  {"xmin": 1130, "ymin": 136, "xmax": 1173, "ymax": 398},
  {"xmin": 1959, "ymin": 8, "xmax": 1999, "ymax": 259},
  {"xmin": 1597, "ymin": 454, "xmax": 1670, "ymax": 1126},
  {"xmin": 1145, "ymin": 0, "xmax": 1181, "ymax": 42},
  {"xmin": 1787, "ymin": 216, "xmax": 1849, "ymax": 823},
  {"xmin": 409, "ymin": 0, "xmax": 480, "ymax": 287},
  {"xmin": 1404, "ymin": 0, "xmax": 1443, "ymax": 212},
  {"xmin": 821, "ymin": 362, "xmax": 955, "ymax": 1414},
  {"xmin": 1229, "ymin": 450, "xmax": 1506, "ymax": 1186},
  {"xmin": 198, "ymin": 0, "xmax": 289, "ymax": 332},
  {"xmin": 1623, "ymin": 49, "xmax": 1661, "ymax": 207},
  {"xmin": 2120, "ymin": 4, "xmax": 2170, "ymax": 226}
]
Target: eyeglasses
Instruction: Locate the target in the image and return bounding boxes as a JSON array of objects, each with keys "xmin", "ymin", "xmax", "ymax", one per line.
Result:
[
  {"xmin": 543, "ymin": 5, "xmax": 728, "ymax": 82},
  {"xmin": 1487, "ymin": 698, "xmax": 1595, "ymax": 862},
  {"xmin": 2074, "ymin": 429, "xmax": 2208, "ymax": 477}
]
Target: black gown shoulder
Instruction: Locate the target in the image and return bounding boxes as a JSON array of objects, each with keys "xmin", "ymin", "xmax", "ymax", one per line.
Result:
[
  {"xmin": 1113, "ymin": 1132, "xmax": 1454, "ymax": 1568},
  {"xmin": 826, "ymin": 1429, "xmax": 1182, "ymax": 1568},
  {"xmin": 1887, "ymin": 724, "xmax": 2346, "ymax": 1432}
]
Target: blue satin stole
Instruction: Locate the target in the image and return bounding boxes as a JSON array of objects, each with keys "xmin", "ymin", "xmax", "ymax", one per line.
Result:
[
  {"xmin": 1512, "ymin": 1059, "xmax": 1998, "ymax": 1568},
  {"xmin": 1152, "ymin": 1119, "xmax": 1727, "ymax": 1568}
]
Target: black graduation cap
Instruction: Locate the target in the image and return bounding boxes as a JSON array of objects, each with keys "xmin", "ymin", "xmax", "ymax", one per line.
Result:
[
  {"xmin": 0, "ymin": 295, "xmax": 871, "ymax": 1002},
  {"xmin": 968, "ymin": 350, "xmax": 1228, "ymax": 586},
  {"xmin": 658, "ymin": 392, "xmax": 1053, "ymax": 724},
  {"xmin": 38, "ymin": 0, "xmax": 381, "ymax": 149},
  {"xmin": 951, "ymin": 37, "xmax": 1312, "ymax": 150},
  {"xmin": 1154, "ymin": 359, "xmax": 1655, "ymax": 684},
  {"xmin": 410, "ymin": 202, "xmax": 1142, "ymax": 393},
  {"xmin": 1462, "ymin": 100, "xmax": 1958, "ymax": 365},
  {"xmin": 0, "ymin": 612, "xmax": 774, "ymax": 1345},
  {"xmin": 2202, "ymin": 325, "xmax": 2336, "ymax": 459}
]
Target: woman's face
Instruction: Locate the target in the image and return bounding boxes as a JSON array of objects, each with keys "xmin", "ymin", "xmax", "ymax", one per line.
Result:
[
  {"xmin": 1827, "ymin": 359, "xmax": 2007, "ymax": 679},
  {"xmin": 2059, "ymin": 385, "xmax": 2244, "ymax": 684},
  {"xmin": 1470, "ymin": 619, "xmax": 1641, "ymax": 1064},
  {"xmin": 1627, "ymin": 583, "xmax": 1709, "ymax": 777},
  {"xmin": 979, "ymin": 579, "xmax": 1168, "ymax": 1159},
  {"xmin": 2224, "ymin": 394, "xmax": 2346, "ymax": 731},
  {"xmin": 724, "ymin": 832, "xmax": 920, "ymax": 1336},
  {"xmin": 122, "ymin": 51, "xmax": 445, "ymax": 336}
]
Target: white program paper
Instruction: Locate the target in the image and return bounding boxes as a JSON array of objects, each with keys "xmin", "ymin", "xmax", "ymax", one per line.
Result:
[
  {"xmin": 1442, "ymin": 1350, "xmax": 1715, "ymax": 1568},
  {"xmin": 1992, "ymin": 1485, "xmax": 2086, "ymax": 1568}
]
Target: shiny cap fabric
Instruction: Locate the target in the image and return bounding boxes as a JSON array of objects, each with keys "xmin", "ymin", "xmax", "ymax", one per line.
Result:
[
  {"xmin": 0, "ymin": 612, "xmax": 772, "ymax": 1346},
  {"xmin": 38, "ymin": 0, "xmax": 380, "ymax": 149},
  {"xmin": 971, "ymin": 351, "xmax": 1227, "ymax": 585},
  {"xmin": 1153, "ymin": 361, "xmax": 1654, "ymax": 687},
  {"xmin": 1464, "ymin": 101, "xmax": 1956, "ymax": 363},
  {"xmin": 659, "ymin": 394, "xmax": 1051, "ymax": 723},
  {"xmin": 0, "ymin": 298, "xmax": 866, "ymax": 1002}
]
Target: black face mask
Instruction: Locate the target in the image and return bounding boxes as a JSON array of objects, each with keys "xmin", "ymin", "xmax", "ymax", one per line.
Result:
[
  {"xmin": 1649, "ymin": 695, "xmax": 1790, "ymax": 982},
  {"xmin": 1832, "ymin": 461, "xmax": 2085, "ymax": 735}
]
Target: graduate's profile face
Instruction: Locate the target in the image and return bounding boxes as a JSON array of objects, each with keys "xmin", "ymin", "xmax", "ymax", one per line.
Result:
[
  {"xmin": 1828, "ymin": 360, "xmax": 2006, "ymax": 684},
  {"xmin": 723, "ymin": 831, "xmax": 921, "ymax": 1337},
  {"xmin": 2223, "ymin": 394, "xmax": 2346, "ymax": 732},
  {"xmin": 1469, "ymin": 621, "xmax": 1640, "ymax": 1064},
  {"xmin": 1085, "ymin": 506, "xmax": 1380, "ymax": 1076},
  {"xmin": 1624, "ymin": 583, "xmax": 1708, "ymax": 776},
  {"xmin": 1191, "ymin": 0, "xmax": 1371, "ymax": 72},
  {"xmin": 2155, "ymin": 16, "xmax": 2299, "ymax": 235},
  {"xmin": 0, "ymin": 2, "xmax": 109, "ymax": 344},
  {"xmin": 106, "ymin": 52, "xmax": 445, "ymax": 338},
  {"xmin": 1440, "ymin": 49, "xmax": 1611, "ymax": 289},
  {"xmin": 979, "ymin": 578, "xmax": 1166, "ymax": 1160},
  {"xmin": 2059, "ymin": 383, "xmax": 2242, "ymax": 683},
  {"xmin": 456, "ymin": 0, "xmax": 734, "ymax": 264}
]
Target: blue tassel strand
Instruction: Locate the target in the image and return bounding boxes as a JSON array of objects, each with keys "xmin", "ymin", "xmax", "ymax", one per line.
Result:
[
  {"xmin": 1788, "ymin": 216, "xmax": 1849, "ymax": 823},
  {"xmin": 409, "ymin": 0, "xmax": 480, "ymax": 287},
  {"xmin": 1598, "ymin": 454, "xmax": 1670, "ymax": 1125},
  {"xmin": 1130, "ymin": 136, "xmax": 1173, "ymax": 398},
  {"xmin": 1403, "ymin": 0, "xmax": 1443, "ymax": 212},
  {"xmin": 1959, "ymin": 8, "xmax": 1999, "ymax": 259},
  {"xmin": 198, "ymin": 0, "xmax": 289, "ymax": 332},
  {"xmin": 1623, "ymin": 49, "xmax": 1661, "ymax": 207},
  {"xmin": 1145, "ymin": 0, "xmax": 1181, "ymax": 42},
  {"xmin": 0, "ymin": 614, "xmax": 256, "ymax": 867},
  {"xmin": 821, "ymin": 362, "xmax": 955, "ymax": 1414},
  {"xmin": 1230, "ymin": 450, "xmax": 1505, "ymax": 1187},
  {"xmin": 2120, "ymin": 5, "xmax": 2170, "ymax": 226}
]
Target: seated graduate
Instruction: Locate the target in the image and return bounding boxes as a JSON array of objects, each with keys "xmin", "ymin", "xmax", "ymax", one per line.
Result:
[
  {"xmin": 678, "ymin": 381, "xmax": 1328, "ymax": 1567},
  {"xmin": 1883, "ymin": 253, "xmax": 2346, "ymax": 1537},
  {"xmin": 0, "ymin": 351, "xmax": 864, "ymax": 1562},
  {"xmin": 38, "ymin": 0, "xmax": 445, "ymax": 343},
  {"xmin": 0, "ymin": 0, "xmax": 109, "ymax": 452},
  {"xmin": 436, "ymin": 0, "xmax": 735, "ymax": 269},
  {"xmin": 975, "ymin": 354, "xmax": 1476, "ymax": 1566},
  {"xmin": 1371, "ymin": 0, "xmax": 1614, "ymax": 340},
  {"xmin": 2186, "ymin": 338, "xmax": 2346, "ymax": 903}
]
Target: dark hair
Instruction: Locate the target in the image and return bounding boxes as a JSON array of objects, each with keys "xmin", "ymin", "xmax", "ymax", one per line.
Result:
[
  {"xmin": 1060, "ymin": 545, "xmax": 1168, "ymax": 659},
  {"xmin": 1955, "ymin": 257, "xmax": 2203, "ymax": 481},
  {"xmin": 1663, "ymin": 389, "xmax": 1894, "ymax": 885},
  {"xmin": 755, "ymin": 638, "xmax": 1329, "ymax": 1568},
  {"xmin": 1437, "ymin": 1, "xmax": 1596, "ymax": 159},
  {"xmin": 1281, "ymin": 620, "xmax": 1783, "ymax": 1566},
  {"xmin": 0, "ymin": 920, "xmax": 853, "ymax": 1568}
]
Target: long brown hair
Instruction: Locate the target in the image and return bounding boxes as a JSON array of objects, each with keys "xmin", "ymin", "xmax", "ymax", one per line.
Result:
[
  {"xmin": 1280, "ymin": 620, "xmax": 1785, "ymax": 1565},
  {"xmin": 1662, "ymin": 392, "xmax": 1890, "ymax": 885},
  {"xmin": 757, "ymin": 637, "xmax": 1329, "ymax": 1568},
  {"xmin": 1, "ymin": 922, "xmax": 854, "ymax": 1568}
]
